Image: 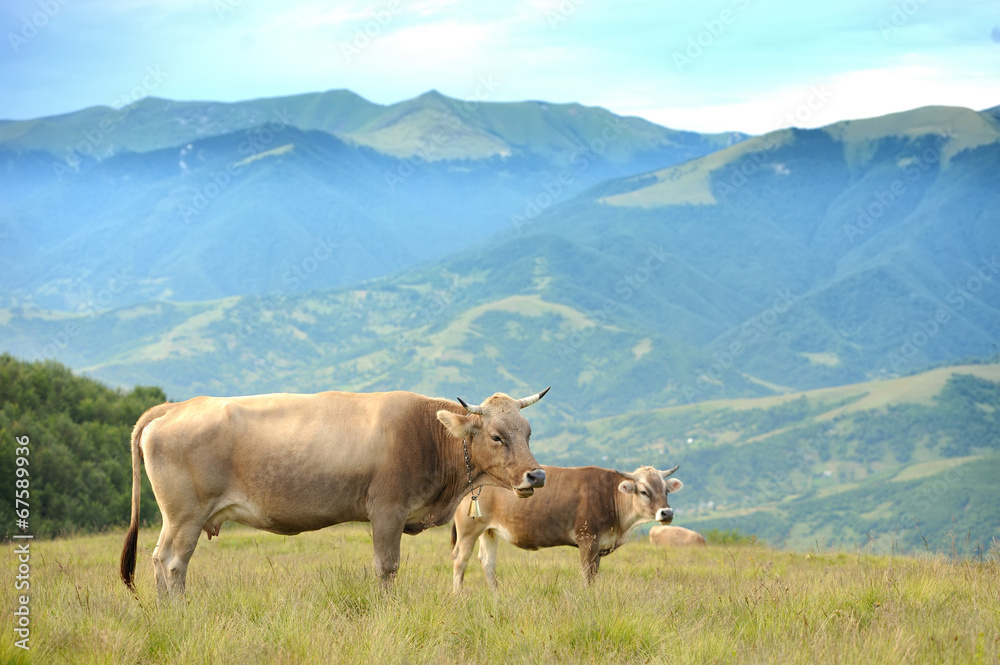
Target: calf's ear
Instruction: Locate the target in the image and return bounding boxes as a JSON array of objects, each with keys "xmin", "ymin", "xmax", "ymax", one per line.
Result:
[
  {"xmin": 665, "ymin": 478, "xmax": 683, "ymax": 493},
  {"xmin": 437, "ymin": 410, "xmax": 481, "ymax": 439},
  {"xmin": 618, "ymin": 480, "xmax": 636, "ymax": 495}
]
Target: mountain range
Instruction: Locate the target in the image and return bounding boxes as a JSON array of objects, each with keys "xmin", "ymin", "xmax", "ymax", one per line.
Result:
[
  {"xmin": 0, "ymin": 90, "xmax": 741, "ymax": 309},
  {"xmin": 3, "ymin": 98, "xmax": 997, "ymax": 417}
]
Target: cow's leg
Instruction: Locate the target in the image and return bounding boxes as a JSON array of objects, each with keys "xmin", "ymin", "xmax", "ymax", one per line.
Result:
[
  {"xmin": 477, "ymin": 530, "xmax": 500, "ymax": 591},
  {"xmin": 371, "ymin": 515, "xmax": 406, "ymax": 585},
  {"xmin": 163, "ymin": 522, "xmax": 202, "ymax": 594},
  {"xmin": 153, "ymin": 520, "xmax": 202, "ymax": 595},
  {"xmin": 151, "ymin": 519, "xmax": 172, "ymax": 596},
  {"xmin": 578, "ymin": 535, "xmax": 601, "ymax": 584}
]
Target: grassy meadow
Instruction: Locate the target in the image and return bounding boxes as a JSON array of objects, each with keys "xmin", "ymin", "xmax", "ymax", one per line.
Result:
[{"xmin": 3, "ymin": 524, "xmax": 999, "ymax": 664}]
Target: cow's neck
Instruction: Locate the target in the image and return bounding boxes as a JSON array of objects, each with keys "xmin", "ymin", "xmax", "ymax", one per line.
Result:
[
  {"xmin": 612, "ymin": 489, "xmax": 649, "ymax": 545},
  {"xmin": 413, "ymin": 418, "xmax": 486, "ymax": 528}
]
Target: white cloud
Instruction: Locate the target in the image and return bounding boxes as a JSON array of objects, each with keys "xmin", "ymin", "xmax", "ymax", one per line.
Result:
[
  {"xmin": 622, "ymin": 60, "xmax": 1000, "ymax": 134},
  {"xmin": 407, "ymin": 0, "xmax": 464, "ymax": 17}
]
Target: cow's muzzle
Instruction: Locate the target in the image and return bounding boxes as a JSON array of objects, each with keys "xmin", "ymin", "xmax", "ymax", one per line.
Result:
[
  {"xmin": 514, "ymin": 468, "xmax": 546, "ymax": 498},
  {"xmin": 656, "ymin": 507, "xmax": 674, "ymax": 524}
]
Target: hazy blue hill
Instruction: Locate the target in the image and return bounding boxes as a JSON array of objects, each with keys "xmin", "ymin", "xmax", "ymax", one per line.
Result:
[
  {"xmin": 0, "ymin": 90, "xmax": 382, "ymax": 157},
  {"xmin": 515, "ymin": 106, "xmax": 1000, "ymax": 388},
  {"xmin": 0, "ymin": 91, "xmax": 740, "ymax": 309},
  {"xmin": 357, "ymin": 90, "xmax": 741, "ymax": 170}
]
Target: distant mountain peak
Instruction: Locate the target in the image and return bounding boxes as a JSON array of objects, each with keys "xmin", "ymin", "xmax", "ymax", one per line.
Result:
[{"xmin": 414, "ymin": 89, "xmax": 452, "ymax": 103}]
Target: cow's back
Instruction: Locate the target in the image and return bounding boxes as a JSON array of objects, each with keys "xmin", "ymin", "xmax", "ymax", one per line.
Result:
[{"xmin": 650, "ymin": 525, "xmax": 706, "ymax": 547}]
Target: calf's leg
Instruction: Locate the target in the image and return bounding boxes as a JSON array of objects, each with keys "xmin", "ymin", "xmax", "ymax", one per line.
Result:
[
  {"xmin": 452, "ymin": 515, "xmax": 488, "ymax": 592},
  {"xmin": 477, "ymin": 530, "xmax": 500, "ymax": 591}
]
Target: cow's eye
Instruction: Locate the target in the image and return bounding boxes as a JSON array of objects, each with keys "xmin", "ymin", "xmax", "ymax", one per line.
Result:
[
  {"xmin": 491, "ymin": 435, "xmax": 503, "ymax": 444},
  {"xmin": 639, "ymin": 489, "xmax": 649, "ymax": 497}
]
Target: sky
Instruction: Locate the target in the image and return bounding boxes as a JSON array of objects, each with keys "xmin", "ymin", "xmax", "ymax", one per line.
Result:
[{"xmin": 1, "ymin": 0, "xmax": 998, "ymax": 134}]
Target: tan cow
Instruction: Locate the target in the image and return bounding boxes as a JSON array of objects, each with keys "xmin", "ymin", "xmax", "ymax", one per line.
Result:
[
  {"xmin": 120, "ymin": 388, "xmax": 550, "ymax": 594},
  {"xmin": 650, "ymin": 525, "xmax": 706, "ymax": 547},
  {"xmin": 451, "ymin": 464, "xmax": 683, "ymax": 589}
]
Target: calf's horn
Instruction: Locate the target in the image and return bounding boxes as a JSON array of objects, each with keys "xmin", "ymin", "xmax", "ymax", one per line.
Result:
[
  {"xmin": 457, "ymin": 397, "xmax": 483, "ymax": 415},
  {"xmin": 660, "ymin": 464, "xmax": 680, "ymax": 478},
  {"xmin": 517, "ymin": 386, "xmax": 551, "ymax": 409}
]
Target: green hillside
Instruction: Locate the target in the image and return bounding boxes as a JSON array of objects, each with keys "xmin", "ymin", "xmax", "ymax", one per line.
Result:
[
  {"xmin": 565, "ymin": 363, "xmax": 1000, "ymax": 555},
  {"xmin": 0, "ymin": 239, "xmax": 769, "ymax": 421},
  {"xmin": 0, "ymin": 353, "xmax": 165, "ymax": 538}
]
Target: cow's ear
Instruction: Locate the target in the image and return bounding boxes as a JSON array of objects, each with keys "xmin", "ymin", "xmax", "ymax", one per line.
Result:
[
  {"xmin": 437, "ymin": 410, "xmax": 481, "ymax": 439},
  {"xmin": 618, "ymin": 480, "xmax": 636, "ymax": 495},
  {"xmin": 665, "ymin": 478, "xmax": 683, "ymax": 493}
]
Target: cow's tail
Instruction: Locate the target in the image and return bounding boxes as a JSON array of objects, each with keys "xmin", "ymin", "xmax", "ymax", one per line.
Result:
[{"xmin": 120, "ymin": 402, "xmax": 172, "ymax": 590}]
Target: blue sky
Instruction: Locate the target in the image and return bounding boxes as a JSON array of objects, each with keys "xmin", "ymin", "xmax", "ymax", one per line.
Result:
[{"xmin": 2, "ymin": 0, "xmax": 998, "ymax": 133}]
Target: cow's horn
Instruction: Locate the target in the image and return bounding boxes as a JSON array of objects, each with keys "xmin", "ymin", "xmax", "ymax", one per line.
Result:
[
  {"xmin": 517, "ymin": 386, "xmax": 550, "ymax": 409},
  {"xmin": 457, "ymin": 397, "xmax": 483, "ymax": 415},
  {"xmin": 617, "ymin": 470, "xmax": 636, "ymax": 481},
  {"xmin": 660, "ymin": 464, "xmax": 680, "ymax": 478}
]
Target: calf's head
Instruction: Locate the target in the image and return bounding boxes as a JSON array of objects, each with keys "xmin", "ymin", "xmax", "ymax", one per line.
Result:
[
  {"xmin": 437, "ymin": 388, "xmax": 549, "ymax": 497},
  {"xmin": 618, "ymin": 464, "xmax": 683, "ymax": 524}
]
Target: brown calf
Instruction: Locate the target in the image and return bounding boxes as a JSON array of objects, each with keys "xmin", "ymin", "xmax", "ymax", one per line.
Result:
[{"xmin": 451, "ymin": 464, "xmax": 682, "ymax": 589}]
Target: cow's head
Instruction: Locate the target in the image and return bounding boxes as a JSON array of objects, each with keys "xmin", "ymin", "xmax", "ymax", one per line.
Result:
[
  {"xmin": 617, "ymin": 465, "xmax": 683, "ymax": 525},
  {"xmin": 437, "ymin": 388, "xmax": 549, "ymax": 498}
]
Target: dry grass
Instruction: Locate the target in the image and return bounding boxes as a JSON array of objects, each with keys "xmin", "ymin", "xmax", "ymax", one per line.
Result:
[{"xmin": 3, "ymin": 524, "xmax": 998, "ymax": 664}]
